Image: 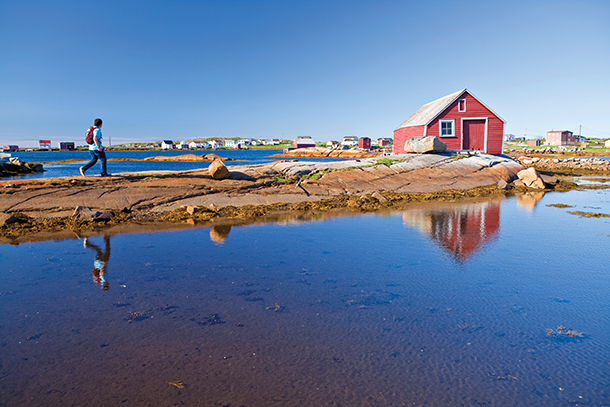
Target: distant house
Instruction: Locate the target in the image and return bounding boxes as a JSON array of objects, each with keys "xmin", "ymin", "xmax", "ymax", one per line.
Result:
[
  {"xmin": 58, "ymin": 142, "xmax": 74, "ymax": 151},
  {"xmin": 527, "ymin": 140, "xmax": 541, "ymax": 147},
  {"xmin": 161, "ymin": 140, "xmax": 175, "ymax": 149},
  {"xmin": 545, "ymin": 131, "xmax": 578, "ymax": 146},
  {"xmin": 264, "ymin": 139, "xmax": 281, "ymax": 145},
  {"xmin": 341, "ymin": 136, "xmax": 358, "ymax": 147},
  {"xmin": 375, "ymin": 138, "xmax": 393, "ymax": 147},
  {"xmin": 358, "ymin": 137, "xmax": 371, "ymax": 149},
  {"xmin": 504, "ymin": 134, "xmax": 516, "ymax": 142},
  {"xmin": 605, "ymin": 140, "xmax": 610, "ymax": 148},
  {"xmin": 327, "ymin": 140, "xmax": 340, "ymax": 148},
  {"xmin": 393, "ymin": 88, "xmax": 505, "ymax": 154},
  {"xmin": 176, "ymin": 141, "xmax": 189, "ymax": 149},
  {"xmin": 39, "ymin": 140, "xmax": 51, "ymax": 150},
  {"xmin": 293, "ymin": 136, "xmax": 316, "ymax": 149},
  {"xmin": 2, "ymin": 145, "xmax": 19, "ymax": 152},
  {"xmin": 189, "ymin": 141, "xmax": 209, "ymax": 149},
  {"xmin": 209, "ymin": 139, "xmax": 223, "ymax": 149},
  {"xmin": 224, "ymin": 139, "xmax": 237, "ymax": 148}
]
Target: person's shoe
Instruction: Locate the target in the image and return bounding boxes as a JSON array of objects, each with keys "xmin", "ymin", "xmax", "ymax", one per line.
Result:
[
  {"xmin": 100, "ymin": 173, "xmax": 112, "ymax": 177},
  {"xmin": 79, "ymin": 167, "xmax": 86, "ymax": 176}
]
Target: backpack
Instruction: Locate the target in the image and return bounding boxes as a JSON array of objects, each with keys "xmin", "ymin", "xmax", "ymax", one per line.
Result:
[{"xmin": 85, "ymin": 127, "xmax": 95, "ymax": 144}]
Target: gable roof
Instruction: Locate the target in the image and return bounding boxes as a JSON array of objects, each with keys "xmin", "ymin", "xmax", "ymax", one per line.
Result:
[{"xmin": 395, "ymin": 88, "xmax": 505, "ymax": 131}]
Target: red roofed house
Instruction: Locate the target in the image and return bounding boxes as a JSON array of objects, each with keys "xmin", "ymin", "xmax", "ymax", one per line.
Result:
[{"xmin": 393, "ymin": 89, "xmax": 505, "ymax": 155}]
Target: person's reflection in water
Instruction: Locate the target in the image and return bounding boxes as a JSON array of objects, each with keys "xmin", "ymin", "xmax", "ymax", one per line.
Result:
[{"xmin": 83, "ymin": 235, "xmax": 111, "ymax": 291}]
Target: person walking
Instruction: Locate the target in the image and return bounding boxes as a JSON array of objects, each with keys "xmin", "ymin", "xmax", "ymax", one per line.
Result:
[{"xmin": 80, "ymin": 118, "xmax": 109, "ymax": 176}]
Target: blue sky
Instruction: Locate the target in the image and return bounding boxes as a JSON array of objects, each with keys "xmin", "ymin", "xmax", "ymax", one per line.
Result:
[{"xmin": 1, "ymin": 0, "xmax": 609, "ymax": 147}]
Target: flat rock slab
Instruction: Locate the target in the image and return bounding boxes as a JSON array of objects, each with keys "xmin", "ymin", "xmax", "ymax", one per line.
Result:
[{"xmin": 0, "ymin": 154, "xmax": 524, "ymax": 217}]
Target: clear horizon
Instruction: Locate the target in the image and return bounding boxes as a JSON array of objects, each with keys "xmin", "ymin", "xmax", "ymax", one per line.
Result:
[{"xmin": 1, "ymin": 0, "xmax": 609, "ymax": 148}]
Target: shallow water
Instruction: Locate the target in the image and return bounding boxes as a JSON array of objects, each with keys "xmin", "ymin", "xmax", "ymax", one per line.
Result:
[
  {"xmin": 6, "ymin": 150, "xmax": 349, "ymax": 180},
  {"xmin": 1, "ymin": 189, "xmax": 609, "ymax": 406}
]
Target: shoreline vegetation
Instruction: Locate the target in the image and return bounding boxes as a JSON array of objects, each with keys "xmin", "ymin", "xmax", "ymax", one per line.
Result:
[{"xmin": 1, "ymin": 148, "xmax": 609, "ymax": 243}]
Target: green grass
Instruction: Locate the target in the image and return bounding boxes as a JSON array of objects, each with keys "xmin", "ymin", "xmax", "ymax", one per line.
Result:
[
  {"xmin": 376, "ymin": 158, "xmax": 399, "ymax": 166},
  {"xmin": 300, "ymin": 172, "xmax": 325, "ymax": 181},
  {"xmin": 273, "ymin": 176, "xmax": 291, "ymax": 184}
]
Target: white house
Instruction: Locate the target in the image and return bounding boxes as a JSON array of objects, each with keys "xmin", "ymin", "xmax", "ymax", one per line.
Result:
[
  {"xmin": 264, "ymin": 139, "xmax": 281, "ymax": 145},
  {"xmin": 161, "ymin": 140, "xmax": 175, "ymax": 149},
  {"xmin": 224, "ymin": 139, "xmax": 237, "ymax": 148},
  {"xmin": 341, "ymin": 136, "xmax": 358, "ymax": 147},
  {"xmin": 189, "ymin": 141, "xmax": 209, "ymax": 149},
  {"xmin": 176, "ymin": 141, "xmax": 189, "ymax": 149},
  {"xmin": 209, "ymin": 139, "xmax": 223, "ymax": 149}
]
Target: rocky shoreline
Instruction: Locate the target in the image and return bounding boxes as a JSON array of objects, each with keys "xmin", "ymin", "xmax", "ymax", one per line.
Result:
[
  {"xmin": 0, "ymin": 152, "xmax": 595, "ymax": 243},
  {"xmin": 513, "ymin": 155, "xmax": 610, "ymax": 175},
  {"xmin": 0, "ymin": 153, "xmax": 44, "ymax": 177},
  {"xmin": 273, "ymin": 147, "xmax": 384, "ymax": 159}
]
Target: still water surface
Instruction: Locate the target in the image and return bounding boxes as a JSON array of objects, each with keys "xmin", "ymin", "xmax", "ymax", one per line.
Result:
[
  {"xmin": 7, "ymin": 150, "xmax": 348, "ymax": 180},
  {"xmin": 1, "ymin": 189, "xmax": 609, "ymax": 406}
]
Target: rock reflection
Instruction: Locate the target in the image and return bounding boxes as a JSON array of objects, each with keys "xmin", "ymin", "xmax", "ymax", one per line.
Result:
[
  {"xmin": 402, "ymin": 199, "xmax": 502, "ymax": 262},
  {"xmin": 83, "ymin": 235, "xmax": 111, "ymax": 291},
  {"xmin": 516, "ymin": 191, "xmax": 546, "ymax": 211},
  {"xmin": 210, "ymin": 225, "xmax": 232, "ymax": 244}
]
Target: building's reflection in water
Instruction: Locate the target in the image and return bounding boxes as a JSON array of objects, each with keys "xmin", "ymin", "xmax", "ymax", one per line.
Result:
[
  {"xmin": 402, "ymin": 199, "xmax": 502, "ymax": 262},
  {"xmin": 210, "ymin": 225, "xmax": 232, "ymax": 244}
]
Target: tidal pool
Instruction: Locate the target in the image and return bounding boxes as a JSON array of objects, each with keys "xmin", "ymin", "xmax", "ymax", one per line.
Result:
[{"xmin": 0, "ymin": 189, "xmax": 609, "ymax": 406}]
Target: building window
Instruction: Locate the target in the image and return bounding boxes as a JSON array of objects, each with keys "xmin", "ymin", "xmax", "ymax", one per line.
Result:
[
  {"xmin": 440, "ymin": 120, "xmax": 455, "ymax": 137},
  {"xmin": 458, "ymin": 99, "xmax": 466, "ymax": 112}
]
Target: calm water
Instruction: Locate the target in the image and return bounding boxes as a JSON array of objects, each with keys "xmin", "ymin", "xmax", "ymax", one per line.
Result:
[
  {"xmin": 7, "ymin": 150, "xmax": 347, "ymax": 180},
  {"xmin": 1, "ymin": 189, "xmax": 609, "ymax": 406}
]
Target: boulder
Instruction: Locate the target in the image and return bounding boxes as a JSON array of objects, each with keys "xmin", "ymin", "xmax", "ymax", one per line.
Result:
[
  {"xmin": 372, "ymin": 191, "xmax": 387, "ymax": 203},
  {"xmin": 539, "ymin": 173, "xmax": 558, "ymax": 184},
  {"xmin": 186, "ymin": 205, "xmax": 197, "ymax": 215},
  {"xmin": 404, "ymin": 136, "xmax": 447, "ymax": 154},
  {"xmin": 205, "ymin": 154, "xmax": 223, "ymax": 161},
  {"xmin": 497, "ymin": 179, "xmax": 509, "ymax": 190},
  {"xmin": 517, "ymin": 167, "xmax": 546, "ymax": 189},
  {"xmin": 0, "ymin": 213, "xmax": 18, "ymax": 227},
  {"xmin": 208, "ymin": 159, "xmax": 230, "ymax": 180},
  {"xmin": 513, "ymin": 179, "xmax": 526, "ymax": 187},
  {"xmin": 94, "ymin": 212, "xmax": 113, "ymax": 221},
  {"xmin": 72, "ymin": 206, "xmax": 97, "ymax": 220},
  {"xmin": 72, "ymin": 206, "xmax": 113, "ymax": 221}
]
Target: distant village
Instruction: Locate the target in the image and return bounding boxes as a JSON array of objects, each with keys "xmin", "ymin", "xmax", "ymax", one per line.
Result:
[
  {"xmin": 1, "ymin": 135, "xmax": 394, "ymax": 152},
  {"xmin": 3, "ymin": 131, "xmax": 608, "ymax": 154}
]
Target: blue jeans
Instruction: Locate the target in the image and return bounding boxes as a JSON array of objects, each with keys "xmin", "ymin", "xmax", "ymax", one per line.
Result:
[{"xmin": 82, "ymin": 150, "xmax": 107, "ymax": 175}]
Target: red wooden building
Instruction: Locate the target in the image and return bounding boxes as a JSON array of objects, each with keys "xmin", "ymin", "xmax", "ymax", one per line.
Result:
[
  {"xmin": 393, "ymin": 89, "xmax": 505, "ymax": 155},
  {"xmin": 358, "ymin": 137, "xmax": 371, "ymax": 149}
]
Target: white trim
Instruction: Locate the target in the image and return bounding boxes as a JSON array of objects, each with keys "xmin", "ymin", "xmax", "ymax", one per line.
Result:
[
  {"xmin": 458, "ymin": 99, "xmax": 466, "ymax": 112},
  {"xmin": 460, "ymin": 117, "xmax": 488, "ymax": 152},
  {"xmin": 424, "ymin": 89, "xmax": 506, "ymax": 127},
  {"xmin": 439, "ymin": 119, "xmax": 455, "ymax": 137},
  {"xmin": 423, "ymin": 125, "xmax": 427, "ymax": 137},
  {"xmin": 461, "ymin": 90, "xmax": 506, "ymax": 123}
]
